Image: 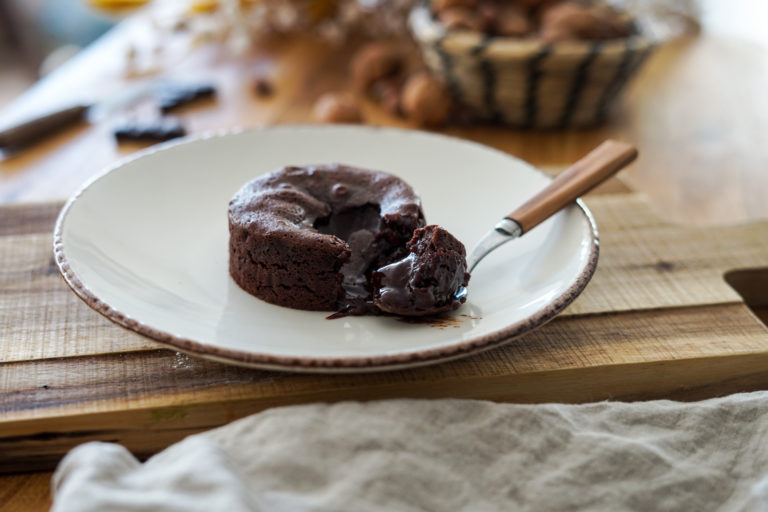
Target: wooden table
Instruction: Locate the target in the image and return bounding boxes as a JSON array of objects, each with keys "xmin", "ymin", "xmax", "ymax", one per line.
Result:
[{"xmin": 2, "ymin": 2, "xmax": 768, "ymax": 509}]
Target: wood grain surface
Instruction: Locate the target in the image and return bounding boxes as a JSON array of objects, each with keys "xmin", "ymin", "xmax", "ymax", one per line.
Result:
[
  {"xmin": 2, "ymin": 193, "xmax": 768, "ymax": 475},
  {"xmin": 1, "ymin": 2, "xmax": 768, "ymax": 509}
]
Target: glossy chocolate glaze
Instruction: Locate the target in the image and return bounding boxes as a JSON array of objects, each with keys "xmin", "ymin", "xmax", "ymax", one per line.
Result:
[{"xmin": 372, "ymin": 225, "xmax": 470, "ymax": 316}]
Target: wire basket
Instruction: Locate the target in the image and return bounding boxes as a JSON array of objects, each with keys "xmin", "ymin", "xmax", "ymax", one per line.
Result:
[{"xmin": 409, "ymin": 3, "xmax": 655, "ymax": 128}]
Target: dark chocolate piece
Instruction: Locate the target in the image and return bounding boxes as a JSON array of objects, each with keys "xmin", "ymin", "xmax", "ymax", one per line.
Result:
[
  {"xmin": 113, "ymin": 117, "xmax": 186, "ymax": 143},
  {"xmin": 155, "ymin": 83, "xmax": 216, "ymax": 113}
]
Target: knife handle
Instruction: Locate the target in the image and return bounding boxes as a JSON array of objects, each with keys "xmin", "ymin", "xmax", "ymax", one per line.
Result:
[
  {"xmin": 507, "ymin": 139, "xmax": 638, "ymax": 233},
  {"xmin": 0, "ymin": 104, "xmax": 90, "ymax": 149}
]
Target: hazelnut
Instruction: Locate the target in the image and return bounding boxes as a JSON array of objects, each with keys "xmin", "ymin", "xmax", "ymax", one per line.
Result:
[
  {"xmin": 588, "ymin": 6, "xmax": 633, "ymax": 39},
  {"xmin": 350, "ymin": 42, "xmax": 402, "ymax": 92},
  {"xmin": 401, "ymin": 72, "xmax": 453, "ymax": 127},
  {"xmin": 476, "ymin": 1, "xmax": 500, "ymax": 30},
  {"xmin": 439, "ymin": 6, "xmax": 485, "ymax": 32},
  {"xmin": 370, "ymin": 78, "xmax": 402, "ymax": 115},
  {"xmin": 313, "ymin": 93, "xmax": 363, "ymax": 124},
  {"xmin": 540, "ymin": 25, "xmax": 572, "ymax": 44},
  {"xmin": 540, "ymin": 2, "xmax": 631, "ymax": 42},
  {"xmin": 518, "ymin": 0, "xmax": 551, "ymax": 9},
  {"xmin": 494, "ymin": 4, "xmax": 532, "ymax": 37},
  {"xmin": 431, "ymin": 0, "xmax": 478, "ymax": 15}
]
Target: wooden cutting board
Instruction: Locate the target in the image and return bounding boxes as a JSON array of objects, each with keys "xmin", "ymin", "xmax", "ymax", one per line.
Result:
[{"xmin": 2, "ymin": 190, "xmax": 768, "ymax": 472}]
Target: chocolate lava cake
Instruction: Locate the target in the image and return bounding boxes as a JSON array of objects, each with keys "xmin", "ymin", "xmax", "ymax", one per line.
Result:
[
  {"xmin": 228, "ymin": 164, "xmax": 470, "ymax": 316},
  {"xmin": 228, "ymin": 164, "xmax": 425, "ymax": 311}
]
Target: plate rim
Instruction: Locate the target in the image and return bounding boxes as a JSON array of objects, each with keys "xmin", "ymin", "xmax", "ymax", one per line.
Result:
[{"xmin": 53, "ymin": 125, "xmax": 599, "ymax": 373}]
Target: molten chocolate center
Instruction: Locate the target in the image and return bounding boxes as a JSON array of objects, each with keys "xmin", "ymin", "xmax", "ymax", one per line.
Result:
[{"xmin": 317, "ymin": 211, "xmax": 470, "ymax": 318}]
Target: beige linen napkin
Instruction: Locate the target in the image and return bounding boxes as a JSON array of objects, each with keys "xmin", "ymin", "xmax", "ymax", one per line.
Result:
[{"xmin": 52, "ymin": 393, "xmax": 768, "ymax": 511}]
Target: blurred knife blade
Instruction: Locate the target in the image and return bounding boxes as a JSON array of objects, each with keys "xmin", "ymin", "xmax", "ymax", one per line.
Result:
[{"xmin": 0, "ymin": 81, "xmax": 156, "ymax": 151}]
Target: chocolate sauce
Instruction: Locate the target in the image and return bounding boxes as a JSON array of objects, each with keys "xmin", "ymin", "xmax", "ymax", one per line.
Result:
[
  {"xmin": 372, "ymin": 225, "xmax": 469, "ymax": 316},
  {"xmin": 315, "ymin": 203, "xmax": 399, "ymax": 317},
  {"xmin": 328, "ymin": 224, "xmax": 470, "ymax": 318},
  {"xmin": 314, "ymin": 203, "xmax": 381, "ymax": 242}
]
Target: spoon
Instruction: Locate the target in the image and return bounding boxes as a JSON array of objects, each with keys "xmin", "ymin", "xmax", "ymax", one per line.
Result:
[{"xmin": 455, "ymin": 139, "xmax": 638, "ymax": 301}]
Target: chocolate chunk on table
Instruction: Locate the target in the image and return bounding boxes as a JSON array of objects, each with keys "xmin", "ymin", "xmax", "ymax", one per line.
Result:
[
  {"xmin": 154, "ymin": 83, "xmax": 216, "ymax": 113},
  {"xmin": 113, "ymin": 117, "xmax": 187, "ymax": 143}
]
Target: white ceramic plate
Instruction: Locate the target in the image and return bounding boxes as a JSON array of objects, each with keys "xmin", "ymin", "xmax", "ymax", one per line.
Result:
[{"xmin": 54, "ymin": 126, "xmax": 598, "ymax": 372}]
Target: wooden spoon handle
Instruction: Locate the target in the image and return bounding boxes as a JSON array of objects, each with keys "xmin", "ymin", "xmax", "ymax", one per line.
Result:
[{"xmin": 508, "ymin": 139, "xmax": 638, "ymax": 233}]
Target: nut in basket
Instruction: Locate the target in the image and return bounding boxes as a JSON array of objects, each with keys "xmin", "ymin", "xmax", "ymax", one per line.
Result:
[{"xmin": 409, "ymin": 1, "xmax": 655, "ymax": 128}]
